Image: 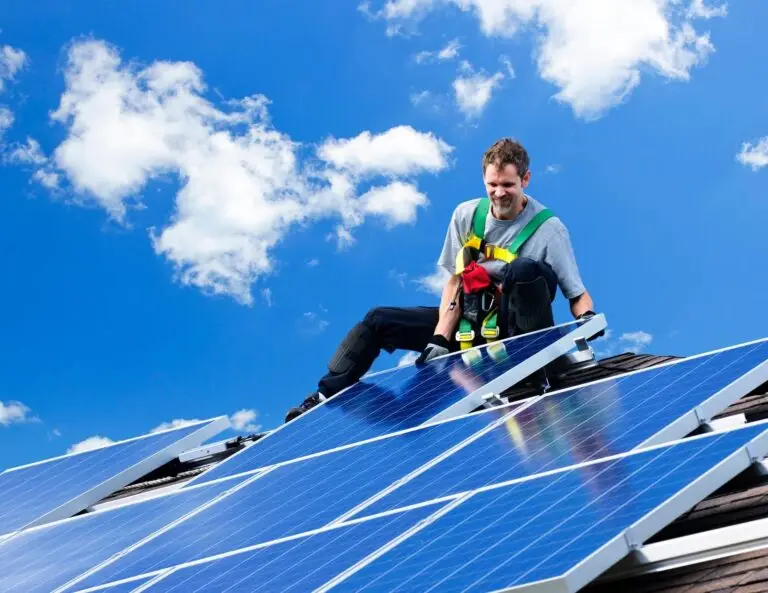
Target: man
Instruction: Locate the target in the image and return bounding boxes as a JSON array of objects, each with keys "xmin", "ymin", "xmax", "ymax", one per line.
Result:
[{"xmin": 285, "ymin": 137, "xmax": 596, "ymax": 423}]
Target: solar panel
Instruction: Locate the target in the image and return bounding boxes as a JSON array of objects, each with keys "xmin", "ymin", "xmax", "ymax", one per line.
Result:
[
  {"xmin": 69, "ymin": 406, "xmax": 514, "ymax": 591},
  {"xmin": 77, "ymin": 502, "xmax": 445, "ymax": 593},
  {"xmin": 73, "ymin": 422, "xmax": 768, "ymax": 593},
  {"xmin": 0, "ymin": 478, "xmax": 240, "ymax": 593},
  {"xmin": 357, "ymin": 338, "xmax": 768, "ymax": 516},
  {"xmin": 325, "ymin": 422, "xmax": 768, "ymax": 593},
  {"xmin": 75, "ymin": 580, "xmax": 151, "ymax": 593},
  {"xmin": 0, "ymin": 417, "xmax": 228, "ymax": 536},
  {"xmin": 190, "ymin": 315, "xmax": 606, "ymax": 484}
]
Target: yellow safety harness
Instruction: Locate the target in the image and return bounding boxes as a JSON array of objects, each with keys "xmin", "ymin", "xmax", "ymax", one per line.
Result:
[{"xmin": 454, "ymin": 198, "xmax": 555, "ymax": 351}]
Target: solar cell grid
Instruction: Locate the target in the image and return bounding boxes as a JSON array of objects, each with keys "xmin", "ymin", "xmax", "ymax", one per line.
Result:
[
  {"xmin": 74, "ymin": 406, "xmax": 512, "ymax": 591},
  {"xmin": 0, "ymin": 418, "xmax": 227, "ymax": 535},
  {"xmin": 191, "ymin": 316, "xmax": 605, "ymax": 485},
  {"xmin": 82, "ymin": 503, "xmax": 444, "ymax": 593},
  {"xmin": 0, "ymin": 478, "xmax": 237, "ymax": 593},
  {"xmin": 359, "ymin": 338, "xmax": 768, "ymax": 517},
  {"xmin": 329, "ymin": 422, "xmax": 768, "ymax": 593}
]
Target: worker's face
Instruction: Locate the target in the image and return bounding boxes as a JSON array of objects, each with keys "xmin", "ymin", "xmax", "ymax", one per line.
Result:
[{"xmin": 483, "ymin": 162, "xmax": 530, "ymax": 220}]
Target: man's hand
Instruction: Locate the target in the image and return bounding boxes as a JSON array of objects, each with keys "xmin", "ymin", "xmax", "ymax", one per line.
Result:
[
  {"xmin": 577, "ymin": 310, "xmax": 605, "ymax": 340},
  {"xmin": 415, "ymin": 334, "xmax": 451, "ymax": 365}
]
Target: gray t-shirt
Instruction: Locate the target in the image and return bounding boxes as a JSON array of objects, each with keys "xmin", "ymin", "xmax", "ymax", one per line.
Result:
[{"xmin": 437, "ymin": 196, "xmax": 586, "ymax": 299}]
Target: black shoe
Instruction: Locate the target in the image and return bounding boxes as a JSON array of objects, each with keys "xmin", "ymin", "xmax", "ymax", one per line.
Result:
[{"xmin": 284, "ymin": 392, "xmax": 326, "ymax": 423}]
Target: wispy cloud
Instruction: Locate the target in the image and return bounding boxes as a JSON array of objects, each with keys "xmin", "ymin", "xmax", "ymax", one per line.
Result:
[
  {"xmin": 261, "ymin": 288, "xmax": 273, "ymax": 307},
  {"xmin": 415, "ymin": 265, "xmax": 450, "ymax": 298},
  {"xmin": 67, "ymin": 435, "xmax": 115, "ymax": 454},
  {"xmin": 453, "ymin": 61, "xmax": 505, "ymax": 118},
  {"xmin": 0, "ymin": 44, "xmax": 27, "ymax": 92},
  {"xmin": 301, "ymin": 311, "xmax": 330, "ymax": 336},
  {"xmin": 737, "ymin": 137, "xmax": 768, "ymax": 171},
  {"xmin": 595, "ymin": 329, "xmax": 654, "ymax": 357},
  {"xmin": 414, "ymin": 39, "xmax": 461, "ymax": 64},
  {"xmin": 1, "ymin": 400, "xmax": 36, "ymax": 426}
]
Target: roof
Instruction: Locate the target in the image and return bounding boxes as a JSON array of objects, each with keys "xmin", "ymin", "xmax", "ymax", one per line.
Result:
[{"xmin": 81, "ymin": 349, "xmax": 768, "ymax": 591}]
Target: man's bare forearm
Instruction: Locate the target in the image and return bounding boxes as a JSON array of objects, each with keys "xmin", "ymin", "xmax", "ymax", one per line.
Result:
[
  {"xmin": 434, "ymin": 273, "xmax": 462, "ymax": 339},
  {"xmin": 569, "ymin": 290, "xmax": 593, "ymax": 318}
]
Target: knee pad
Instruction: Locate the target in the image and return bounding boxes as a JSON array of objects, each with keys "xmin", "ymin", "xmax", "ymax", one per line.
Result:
[
  {"xmin": 506, "ymin": 276, "xmax": 555, "ymax": 335},
  {"xmin": 328, "ymin": 321, "xmax": 378, "ymax": 374}
]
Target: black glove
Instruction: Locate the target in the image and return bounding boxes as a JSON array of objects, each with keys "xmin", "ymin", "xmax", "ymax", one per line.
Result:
[
  {"xmin": 415, "ymin": 334, "xmax": 451, "ymax": 365},
  {"xmin": 578, "ymin": 310, "xmax": 605, "ymax": 340}
]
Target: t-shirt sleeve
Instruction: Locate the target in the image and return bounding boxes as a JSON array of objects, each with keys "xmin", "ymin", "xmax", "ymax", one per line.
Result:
[
  {"xmin": 437, "ymin": 203, "xmax": 472, "ymax": 276},
  {"xmin": 543, "ymin": 222, "xmax": 586, "ymax": 300}
]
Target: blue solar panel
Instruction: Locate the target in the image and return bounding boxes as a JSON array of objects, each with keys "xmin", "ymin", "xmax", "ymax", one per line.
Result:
[
  {"xmin": 332, "ymin": 423, "xmax": 768, "ymax": 593},
  {"xmin": 114, "ymin": 502, "xmax": 443, "ymax": 593},
  {"xmin": 191, "ymin": 316, "xmax": 606, "ymax": 485},
  {"xmin": 0, "ymin": 418, "xmax": 227, "ymax": 535},
  {"xmin": 0, "ymin": 478, "xmax": 237, "ymax": 593},
  {"xmin": 73, "ymin": 578, "xmax": 150, "ymax": 593},
  {"xmin": 75, "ymin": 408, "xmax": 509, "ymax": 590},
  {"xmin": 361, "ymin": 339, "xmax": 768, "ymax": 516}
]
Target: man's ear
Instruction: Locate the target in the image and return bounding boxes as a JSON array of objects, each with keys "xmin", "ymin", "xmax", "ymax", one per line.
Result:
[{"xmin": 521, "ymin": 169, "xmax": 531, "ymax": 188}]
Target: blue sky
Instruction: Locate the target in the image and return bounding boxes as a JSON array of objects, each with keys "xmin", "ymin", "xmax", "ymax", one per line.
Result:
[{"xmin": 1, "ymin": 0, "xmax": 767, "ymax": 468}]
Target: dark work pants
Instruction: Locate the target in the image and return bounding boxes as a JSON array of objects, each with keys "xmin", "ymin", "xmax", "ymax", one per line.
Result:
[{"xmin": 317, "ymin": 257, "xmax": 558, "ymax": 397}]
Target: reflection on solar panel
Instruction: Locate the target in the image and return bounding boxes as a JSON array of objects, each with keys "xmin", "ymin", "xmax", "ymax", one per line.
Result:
[
  {"xmin": 0, "ymin": 478, "xmax": 239, "ymax": 593},
  {"xmin": 0, "ymin": 418, "xmax": 227, "ymax": 535},
  {"xmin": 70, "ymin": 407, "xmax": 512, "ymax": 590},
  {"xmin": 327, "ymin": 423, "xmax": 768, "ymax": 593},
  {"xmin": 72, "ymin": 422, "xmax": 768, "ymax": 593},
  {"xmin": 191, "ymin": 315, "xmax": 606, "ymax": 484},
  {"xmin": 359, "ymin": 338, "xmax": 768, "ymax": 516}
]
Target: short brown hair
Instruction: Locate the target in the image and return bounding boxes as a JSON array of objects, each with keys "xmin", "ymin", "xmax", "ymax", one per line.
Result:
[{"xmin": 482, "ymin": 138, "xmax": 530, "ymax": 177}]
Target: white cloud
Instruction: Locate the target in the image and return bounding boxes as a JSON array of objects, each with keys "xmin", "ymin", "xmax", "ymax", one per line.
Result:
[
  {"xmin": 306, "ymin": 258, "xmax": 320, "ymax": 267},
  {"xmin": 360, "ymin": 181, "xmax": 428, "ymax": 226},
  {"xmin": 30, "ymin": 40, "xmax": 453, "ymax": 305},
  {"xmin": 150, "ymin": 418, "xmax": 202, "ymax": 433},
  {"xmin": 453, "ymin": 64, "xmax": 505, "ymax": 118},
  {"xmin": 230, "ymin": 408, "xmax": 261, "ymax": 432},
  {"xmin": 737, "ymin": 137, "xmax": 768, "ymax": 171},
  {"xmin": 415, "ymin": 265, "xmax": 450, "ymax": 297},
  {"xmin": 410, "ymin": 90, "xmax": 431, "ymax": 106},
  {"xmin": 415, "ymin": 39, "xmax": 461, "ymax": 63},
  {"xmin": 261, "ymin": 288, "xmax": 273, "ymax": 307},
  {"xmin": 5, "ymin": 137, "xmax": 62, "ymax": 188},
  {"xmin": 67, "ymin": 435, "xmax": 115, "ymax": 454},
  {"xmin": 0, "ymin": 400, "xmax": 35, "ymax": 426},
  {"xmin": 620, "ymin": 330, "xmax": 653, "ymax": 352},
  {"xmin": 595, "ymin": 328, "xmax": 654, "ymax": 357},
  {"xmin": 398, "ymin": 351, "xmax": 420, "ymax": 366},
  {"xmin": 374, "ymin": 0, "xmax": 722, "ymax": 119},
  {"xmin": 0, "ymin": 106, "xmax": 12, "ymax": 137},
  {"xmin": 317, "ymin": 125, "xmax": 452, "ymax": 178},
  {"xmin": 327, "ymin": 225, "xmax": 357, "ymax": 250},
  {"xmin": 688, "ymin": 0, "xmax": 727, "ymax": 19},
  {"xmin": 0, "ymin": 44, "xmax": 27, "ymax": 92},
  {"xmin": 302, "ymin": 311, "xmax": 330, "ymax": 335}
]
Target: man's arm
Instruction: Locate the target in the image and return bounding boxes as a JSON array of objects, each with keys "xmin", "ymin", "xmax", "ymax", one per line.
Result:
[
  {"xmin": 434, "ymin": 273, "xmax": 462, "ymax": 339},
  {"xmin": 569, "ymin": 290, "xmax": 593, "ymax": 318},
  {"xmin": 415, "ymin": 273, "xmax": 462, "ymax": 365}
]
